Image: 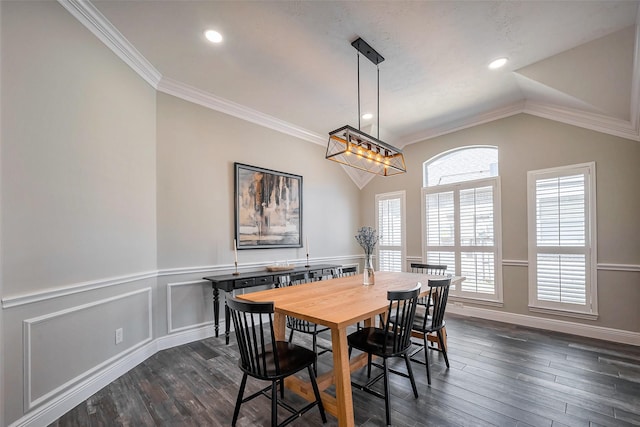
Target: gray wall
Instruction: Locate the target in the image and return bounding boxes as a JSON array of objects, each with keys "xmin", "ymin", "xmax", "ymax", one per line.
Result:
[
  {"xmin": 1, "ymin": 1, "xmax": 157, "ymax": 424},
  {"xmin": 0, "ymin": 2, "xmax": 361, "ymax": 426},
  {"xmin": 361, "ymin": 114, "xmax": 640, "ymax": 333},
  {"xmin": 155, "ymin": 92, "xmax": 362, "ymax": 338}
]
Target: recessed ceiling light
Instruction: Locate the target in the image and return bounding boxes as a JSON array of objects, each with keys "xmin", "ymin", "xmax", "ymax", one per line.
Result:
[
  {"xmin": 362, "ymin": 113, "xmax": 373, "ymax": 120},
  {"xmin": 205, "ymin": 30, "xmax": 223, "ymax": 43},
  {"xmin": 488, "ymin": 57, "xmax": 508, "ymax": 69}
]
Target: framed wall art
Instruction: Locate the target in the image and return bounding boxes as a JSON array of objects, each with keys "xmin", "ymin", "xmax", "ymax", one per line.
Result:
[{"xmin": 234, "ymin": 163, "xmax": 303, "ymax": 249}]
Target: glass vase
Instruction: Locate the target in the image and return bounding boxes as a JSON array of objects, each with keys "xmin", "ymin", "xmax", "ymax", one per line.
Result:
[{"xmin": 363, "ymin": 254, "xmax": 375, "ymax": 285}]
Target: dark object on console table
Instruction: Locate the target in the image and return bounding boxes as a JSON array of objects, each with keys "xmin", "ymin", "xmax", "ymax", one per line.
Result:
[{"xmin": 204, "ymin": 263, "xmax": 340, "ymax": 344}]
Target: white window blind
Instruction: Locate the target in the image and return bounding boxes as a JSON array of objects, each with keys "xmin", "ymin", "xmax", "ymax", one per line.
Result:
[
  {"xmin": 423, "ymin": 178, "xmax": 502, "ymax": 301},
  {"xmin": 528, "ymin": 163, "xmax": 597, "ymax": 316},
  {"xmin": 376, "ymin": 192, "xmax": 405, "ymax": 272}
]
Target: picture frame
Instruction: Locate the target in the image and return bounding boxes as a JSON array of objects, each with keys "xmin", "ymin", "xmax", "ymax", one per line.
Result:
[{"xmin": 234, "ymin": 163, "xmax": 303, "ymax": 249}]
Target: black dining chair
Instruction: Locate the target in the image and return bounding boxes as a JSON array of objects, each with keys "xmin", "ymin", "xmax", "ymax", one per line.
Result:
[
  {"xmin": 227, "ymin": 297, "xmax": 327, "ymax": 427},
  {"xmin": 347, "ymin": 284, "xmax": 421, "ymax": 427},
  {"xmin": 410, "ymin": 262, "xmax": 447, "ymax": 307},
  {"xmin": 409, "ymin": 278, "xmax": 452, "ymax": 385},
  {"xmin": 410, "ymin": 262, "xmax": 448, "ymax": 276},
  {"xmin": 282, "ymin": 272, "xmax": 331, "ymax": 374},
  {"xmin": 333, "ymin": 265, "xmax": 358, "ymax": 277}
]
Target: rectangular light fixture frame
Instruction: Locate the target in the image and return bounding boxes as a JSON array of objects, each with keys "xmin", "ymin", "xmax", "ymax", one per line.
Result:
[{"xmin": 326, "ymin": 125, "xmax": 406, "ymax": 176}]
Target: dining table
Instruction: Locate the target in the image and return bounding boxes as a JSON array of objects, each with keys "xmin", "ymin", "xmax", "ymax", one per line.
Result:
[{"xmin": 237, "ymin": 270, "xmax": 465, "ymax": 427}]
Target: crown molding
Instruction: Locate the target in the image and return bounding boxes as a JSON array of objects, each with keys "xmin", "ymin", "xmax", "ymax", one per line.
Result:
[
  {"xmin": 57, "ymin": 0, "xmax": 161, "ymax": 88},
  {"xmin": 397, "ymin": 102, "xmax": 526, "ymax": 147},
  {"xmin": 523, "ymin": 100, "xmax": 639, "ymax": 141},
  {"xmin": 157, "ymin": 77, "xmax": 326, "ymax": 146}
]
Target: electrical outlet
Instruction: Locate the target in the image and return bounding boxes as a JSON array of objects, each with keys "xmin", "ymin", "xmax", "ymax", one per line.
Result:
[{"xmin": 115, "ymin": 328, "xmax": 123, "ymax": 345}]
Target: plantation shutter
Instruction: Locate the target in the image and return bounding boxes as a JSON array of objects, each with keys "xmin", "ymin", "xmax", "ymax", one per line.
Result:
[
  {"xmin": 459, "ymin": 185, "xmax": 496, "ymax": 294},
  {"xmin": 376, "ymin": 192, "xmax": 405, "ymax": 272},
  {"xmin": 424, "ymin": 191, "xmax": 456, "ymax": 272},
  {"xmin": 528, "ymin": 163, "xmax": 596, "ymax": 315},
  {"xmin": 534, "ymin": 173, "xmax": 587, "ymax": 303},
  {"xmin": 423, "ymin": 178, "xmax": 501, "ymax": 299}
]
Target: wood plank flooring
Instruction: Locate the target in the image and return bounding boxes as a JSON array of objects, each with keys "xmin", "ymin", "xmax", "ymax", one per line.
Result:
[{"xmin": 50, "ymin": 314, "xmax": 640, "ymax": 426}]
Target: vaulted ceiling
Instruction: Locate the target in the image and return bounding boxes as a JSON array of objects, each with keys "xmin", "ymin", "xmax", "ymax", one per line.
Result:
[{"xmin": 63, "ymin": 0, "xmax": 640, "ymax": 187}]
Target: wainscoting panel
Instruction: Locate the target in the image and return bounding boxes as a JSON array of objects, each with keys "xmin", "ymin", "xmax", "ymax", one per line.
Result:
[
  {"xmin": 23, "ymin": 288, "xmax": 152, "ymax": 411},
  {"xmin": 166, "ymin": 280, "xmax": 213, "ymax": 334}
]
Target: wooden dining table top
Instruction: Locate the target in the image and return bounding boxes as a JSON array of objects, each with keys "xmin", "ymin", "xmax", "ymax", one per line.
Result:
[{"xmin": 238, "ymin": 270, "xmax": 463, "ymax": 330}]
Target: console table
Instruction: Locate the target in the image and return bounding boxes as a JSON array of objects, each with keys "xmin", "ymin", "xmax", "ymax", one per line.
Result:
[{"xmin": 203, "ymin": 263, "xmax": 340, "ymax": 344}]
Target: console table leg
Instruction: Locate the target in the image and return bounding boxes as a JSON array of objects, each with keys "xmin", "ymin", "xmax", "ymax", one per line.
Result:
[
  {"xmin": 225, "ymin": 302, "xmax": 231, "ymax": 345},
  {"xmin": 213, "ymin": 288, "xmax": 220, "ymax": 338}
]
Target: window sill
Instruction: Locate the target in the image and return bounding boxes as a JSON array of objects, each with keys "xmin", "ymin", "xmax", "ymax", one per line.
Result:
[{"xmin": 528, "ymin": 306, "xmax": 598, "ymax": 320}]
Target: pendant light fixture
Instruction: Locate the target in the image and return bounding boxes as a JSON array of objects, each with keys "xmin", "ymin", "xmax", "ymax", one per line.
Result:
[{"xmin": 326, "ymin": 37, "xmax": 406, "ymax": 176}]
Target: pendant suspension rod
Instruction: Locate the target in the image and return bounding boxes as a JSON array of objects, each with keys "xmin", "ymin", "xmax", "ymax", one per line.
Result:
[
  {"xmin": 357, "ymin": 53, "xmax": 361, "ymax": 131},
  {"xmin": 377, "ymin": 64, "xmax": 380, "ymax": 139}
]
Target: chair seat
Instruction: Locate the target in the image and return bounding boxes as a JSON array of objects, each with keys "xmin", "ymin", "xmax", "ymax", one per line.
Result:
[
  {"xmin": 348, "ymin": 327, "xmax": 407, "ymax": 358},
  {"xmin": 244, "ymin": 341, "xmax": 317, "ymax": 380},
  {"xmin": 412, "ymin": 312, "xmax": 446, "ymax": 333}
]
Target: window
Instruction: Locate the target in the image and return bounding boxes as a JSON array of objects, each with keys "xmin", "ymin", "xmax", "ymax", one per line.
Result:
[
  {"xmin": 527, "ymin": 162, "xmax": 597, "ymax": 317},
  {"xmin": 423, "ymin": 146, "xmax": 502, "ymax": 303},
  {"xmin": 424, "ymin": 146, "xmax": 498, "ymax": 187},
  {"xmin": 376, "ymin": 191, "xmax": 405, "ymax": 272}
]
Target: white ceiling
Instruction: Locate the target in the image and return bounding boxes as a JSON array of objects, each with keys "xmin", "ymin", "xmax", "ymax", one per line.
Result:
[{"xmin": 67, "ymin": 0, "xmax": 640, "ymax": 186}]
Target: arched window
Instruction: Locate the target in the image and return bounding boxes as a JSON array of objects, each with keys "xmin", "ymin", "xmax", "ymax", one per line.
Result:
[
  {"xmin": 421, "ymin": 146, "xmax": 502, "ymax": 303},
  {"xmin": 424, "ymin": 146, "xmax": 498, "ymax": 187}
]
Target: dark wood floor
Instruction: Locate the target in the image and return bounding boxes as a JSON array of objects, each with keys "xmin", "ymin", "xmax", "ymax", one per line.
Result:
[{"xmin": 50, "ymin": 314, "xmax": 640, "ymax": 426}]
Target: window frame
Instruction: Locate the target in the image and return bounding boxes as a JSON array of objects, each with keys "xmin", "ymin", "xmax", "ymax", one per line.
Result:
[
  {"xmin": 422, "ymin": 176, "xmax": 503, "ymax": 304},
  {"xmin": 375, "ymin": 191, "xmax": 406, "ymax": 272},
  {"xmin": 527, "ymin": 162, "xmax": 598, "ymax": 319}
]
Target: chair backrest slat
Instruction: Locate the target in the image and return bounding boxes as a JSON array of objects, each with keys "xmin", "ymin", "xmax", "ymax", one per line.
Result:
[
  {"xmin": 333, "ymin": 266, "xmax": 357, "ymax": 278},
  {"xmin": 283, "ymin": 273, "xmax": 315, "ymax": 331},
  {"xmin": 384, "ymin": 284, "xmax": 421, "ymax": 353},
  {"xmin": 410, "ymin": 263, "xmax": 447, "ymax": 276},
  {"xmin": 227, "ymin": 297, "xmax": 279, "ymax": 377},
  {"xmin": 423, "ymin": 278, "xmax": 451, "ymax": 331}
]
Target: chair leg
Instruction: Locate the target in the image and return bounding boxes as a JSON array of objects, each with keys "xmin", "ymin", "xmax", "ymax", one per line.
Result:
[
  {"xmin": 280, "ymin": 378, "xmax": 284, "ymax": 399},
  {"xmin": 382, "ymin": 358, "xmax": 391, "ymax": 426},
  {"xmin": 403, "ymin": 353, "xmax": 419, "ymax": 398},
  {"xmin": 288, "ymin": 328, "xmax": 295, "ymax": 343},
  {"xmin": 367, "ymin": 353, "xmax": 372, "ymax": 378},
  {"xmin": 424, "ymin": 334, "xmax": 431, "ymax": 385},
  {"xmin": 308, "ymin": 366, "xmax": 327, "ymax": 423},
  {"xmin": 438, "ymin": 330, "xmax": 450, "ymax": 368},
  {"xmin": 271, "ymin": 381, "xmax": 278, "ymax": 427},
  {"xmin": 232, "ymin": 373, "xmax": 248, "ymax": 426}
]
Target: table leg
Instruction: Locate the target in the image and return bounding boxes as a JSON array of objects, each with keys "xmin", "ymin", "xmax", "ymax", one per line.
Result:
[
  {"xmin": 213, "ymin": 288, "xmax": 219, "ymax": 338},
  {"xmin": 225, "ymin": 301, "xmax": 230, "ymax": 345},
  {"xmin": 273, "ymin": 312, "xmax": 286, "ymax": 341},
  {"xmin": 331, "ymin": 327, "xmax": 355, "ymax": 427}
]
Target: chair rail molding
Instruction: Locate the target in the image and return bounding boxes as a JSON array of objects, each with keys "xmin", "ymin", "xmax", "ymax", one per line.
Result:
[{"xmin": 2, "ymin": 256, "xmax": 360, "ymax": 309}]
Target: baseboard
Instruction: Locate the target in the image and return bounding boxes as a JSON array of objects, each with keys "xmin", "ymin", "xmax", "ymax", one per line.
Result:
[
  {"xmin": 8, "ymin": 325, "xmax": 215, "ymax": 427},
  {"xmin": 447, "ymin": 304, "xmax": 640, "ymax": 346}
]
